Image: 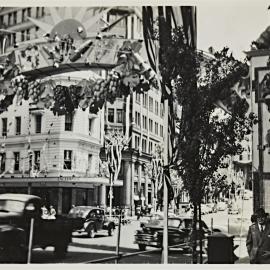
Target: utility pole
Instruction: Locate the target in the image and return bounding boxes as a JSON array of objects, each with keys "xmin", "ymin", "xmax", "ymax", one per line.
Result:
[{"xmin": 161, "ymin": 99, "xmax": 169, "ymax": 264}]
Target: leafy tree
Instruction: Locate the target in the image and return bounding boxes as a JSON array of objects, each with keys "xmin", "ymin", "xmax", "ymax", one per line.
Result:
[{"xmin": 159, "ymin": 27, "xmax": 252, "ymax": 263}]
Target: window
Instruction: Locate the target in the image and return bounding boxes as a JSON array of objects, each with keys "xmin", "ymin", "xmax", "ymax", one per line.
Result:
[
  {"xmin": 21, "ymin": 30, "xmax": 25, "ymax": 42},
  {"xmin": 41, "ymin": 7, "xmax": 45, "ymax": 17},
  {"xmin": 34, "ymin": 151, "xmax": 40, "ymax": 170},
  {"xmin": 149, "ymin": 119, "xmax": 153, "ymax": 132},
  {"xmin": 149, "ymin": 141, "xmax": 153, "ymax": 154},
  {"xmin": 22, "ymin": 9, "xmax": 26, "ymax": 22},
  {"xmin": 149, "ymin": 97, "xmax": 153, "ymax": 112},
  {"xmin": 142, "ymin": 138, "xmax": 147, "ymax": 152},
  {"xmin": 8, "ymin": 13, "xmax": 12, "ymax": 26},
  {"xmin": 134, "ymin": 182, "xmax": 138, "ymax": 195},
  {"xmin": 143, "ymin": 93, "xmax": 148, "ymax": 108},
  {"xmin": 136, "ymin": 92, "xmax": 140, "ymax": 103},
  {"xmin": 26, "ymin": 29, "xmax": 30, "ymax": 40},
  {"xmin": 2, "ymin": 118, "xmax": 7, "ymax": 137},
  {"xmin": 135, "ymin": 164, "xmax": 139, "ymax": 176},
  {"xmin": 239, "ymin": 155, "xmax": 243, "ymax": 161},
  {"xmin": 108, "ymin": 108, "xmax": 114, "ymax": 122},
  {"xmin": 116, "ymin": 109, "xmax": 123, "ymax": 123},
  {"xmin": 27, "ymin": 7, "xmax": 31, "ymax": 18},
  {"xmin": 65, "ymin": 113, "xmax": 73, "ymax": 131},
  {"xmin": 13, "ymin": 11, "xmax": 17, "ymax": 24},
  {"xmin": 155, "ymin": 122, "xmax": 158, "ymax": 135},
  {"xmin": 143, "ymin": 115, "xmax": 147, "ymax": 129},
  {"xmin": 160, "ymin": 103, "xmax": 164, "ymax": 117},
  {"xmin": 88, "ymin": 154, "xmax": 92, "ymax": 172},
  {"xmin": 160, "ymin": 125, "xmax": 163, "ymax": 137},
  {"xmin": 64, "ymin": 150, "xmax": 72, "ymax": 170},
  {"xmin": 36, "ymin": 7, "xmax": 40, "ymax": 18},
  {"xmin": 89, "ymin": 118, "xmax": 93, "ymax": 134},
  {"xmin": 135, "ymin": 112, "xmax": 141, "ymax": 127},
  {"xmin": 12, "ymin": 33, "xmax": 16, "ymax": 46},
  {"xmin": 35, "ymin": 115, "xmax": 42, "ymax": 133},
  {"xmin": 14, "ymin": 152, "xmax": 20, "ymax": 171},
  {"xmin": 0, "ymin": 153, "xmax": 6, "ymax": 172},
  {"xmin": 15, "ymin": 117, "xmax": 21, "ymax": 135},
  {"xmin": 135, "ymin": 135, "xmax": 140, "ymax": 149},
  {"xmin": 155, "ymin": 101, "xmax": 159, "ymax": 115}
]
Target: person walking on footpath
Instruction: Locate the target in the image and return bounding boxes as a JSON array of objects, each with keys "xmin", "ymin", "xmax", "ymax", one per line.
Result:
[{"xmin": 246, "ymin": 208, "xmax": 270, "ymax": 264}]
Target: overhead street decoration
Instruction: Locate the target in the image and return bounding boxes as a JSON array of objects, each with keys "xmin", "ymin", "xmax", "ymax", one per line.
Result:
[{"xmin": 0, "ymin": 38, "xmax": 158, "ymax": 115}]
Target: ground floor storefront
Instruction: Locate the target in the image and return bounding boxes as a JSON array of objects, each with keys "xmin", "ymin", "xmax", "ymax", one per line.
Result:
[{"xmin": 0, "ymin": 177, "xmax": 123, "ymax": 214}]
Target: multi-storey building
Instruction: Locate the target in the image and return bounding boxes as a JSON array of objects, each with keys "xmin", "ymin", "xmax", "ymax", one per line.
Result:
[{"xmin": 0, "ymin": 6, "xmax": 196, "ymax": 214}]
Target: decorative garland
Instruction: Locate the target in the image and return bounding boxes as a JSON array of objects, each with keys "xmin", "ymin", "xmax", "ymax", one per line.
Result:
[{"xmin": 0, "ymin": 46, "xmax": 158, "ymax": 115}]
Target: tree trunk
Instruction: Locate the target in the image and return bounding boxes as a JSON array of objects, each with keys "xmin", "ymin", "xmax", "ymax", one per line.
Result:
[
  {"xmin": 199, "ymin": 203, "xmax": 203, "ymax": 264},
  {"xmin": 192, "ymin": 202, "xmax": 198, "ymax": 264}
]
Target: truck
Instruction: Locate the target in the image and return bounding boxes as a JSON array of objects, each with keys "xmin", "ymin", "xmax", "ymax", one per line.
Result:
[{"xmin": 0, "ymin": 193, "xmax": 73, "ymax": 263}]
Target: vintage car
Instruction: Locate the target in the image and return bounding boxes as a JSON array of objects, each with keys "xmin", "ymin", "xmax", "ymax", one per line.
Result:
[
  {"xmin": 0, "ymin": 193, "xmax": 73, "ymax": 263},
  {"xmin": 134, "ymin": 213, "xmax": 210, "ymax": 251},
  {"xmin": 67, "ymin": 206, "xmax": 115, "ymax": 238}
]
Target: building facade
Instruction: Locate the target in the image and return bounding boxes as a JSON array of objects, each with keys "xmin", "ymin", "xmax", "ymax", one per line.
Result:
[{"xmin": 0, "ymin": 6, "xmax": 196, "ymax": 214}]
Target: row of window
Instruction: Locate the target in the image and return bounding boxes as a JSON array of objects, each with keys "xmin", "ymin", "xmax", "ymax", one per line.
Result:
[
  {"xmin": 4, "ymin": 26, "xmax": 40, "ymax": 47},
  {"xmin": 1, "ymin": 114, "xmax": 93, "ymax": 137},
  {"xmin": 0, "ymin": 150, "xmax": 87, "ymax": 172},
  {"xmin": 135, "ymin": 93, "xmax": 164, "ymax": 117},
  {"xmin": 107, "ymin": 108, "xmax": 124, "ymax": 123},
  {"xmin": 0, "ymin": 7, "xmax": 45, "ymax": 27},
  {"xmin": 0, "ymin": 151, "xmax": 40, "ymax": 172},
  {"xmin": 134, "ymin": 135, "xmax": 160, "ymax": 154},
  {"xmin": 1, "ymin": 115, "xmax": 42, "ymax": 137},
  {"xmin": 134, "ymin": 112, "xmax": 163, "ymax": 137}
]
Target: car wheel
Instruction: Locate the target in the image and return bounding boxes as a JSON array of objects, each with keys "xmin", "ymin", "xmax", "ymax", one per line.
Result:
[
  {"xmin": 108, "ymin": 226, "xmax": 115, "ymax": 236},
  {"xmin": 88, "ymin": 226, "xmax": 96, "ymax": 238},
  {"xmin": 138, "ymin": 244, "xmax": 146, "ymax": 251}
]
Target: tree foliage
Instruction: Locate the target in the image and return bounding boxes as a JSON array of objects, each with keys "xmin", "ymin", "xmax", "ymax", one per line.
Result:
[{"xmin": 159, "ymin": 27, "xmax": 251, "ymax": 204}]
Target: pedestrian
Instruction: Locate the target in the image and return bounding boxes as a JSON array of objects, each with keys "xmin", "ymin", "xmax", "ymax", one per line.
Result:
[
  {"xmin": 48, "ymin": 205, "xmax": 56, "ymax": 220},
  {"xmin": 246, "ymin": 208, "xmax": 270, "ymax": 264},
  {"xmin": 41, "ymin": 205, "xmax": 49, "ymax": 219}
]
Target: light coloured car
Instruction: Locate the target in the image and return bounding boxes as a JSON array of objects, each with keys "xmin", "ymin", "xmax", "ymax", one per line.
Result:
[{"xmin": 217, "ymin": 201, "xmax": 227, "ymax": 211}]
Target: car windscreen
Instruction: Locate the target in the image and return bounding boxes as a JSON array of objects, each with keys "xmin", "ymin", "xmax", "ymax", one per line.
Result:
[
  {"xmin": 0, "ymin": 199, "xmax": 25, "ymax": 213},
  {"xmin": 68, "ymin": 207, "xmax": 90, "ymax": 218},
  {"xmin": 168, "ymin": 219, "xmax": 182, "ymax": 228}
]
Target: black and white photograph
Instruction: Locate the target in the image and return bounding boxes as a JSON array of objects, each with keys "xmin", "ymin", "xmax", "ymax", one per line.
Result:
[{"xmin": 0, "ymin": 1, "xmax": 269, "ymax": 266}]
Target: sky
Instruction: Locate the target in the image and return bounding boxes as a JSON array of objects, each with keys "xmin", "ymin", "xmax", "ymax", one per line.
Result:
[{"xmin": 197, "ymin": 0, "xmax": 270, "ymax": 60}]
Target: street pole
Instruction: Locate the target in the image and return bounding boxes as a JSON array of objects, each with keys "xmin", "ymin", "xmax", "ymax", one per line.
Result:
[
  {"xmin": 115, "ymin": 209, "xmax": 122, "ymax": 263},
  {"xmin": 109, "ymin": 173, "xmax": 113, "ymax": 219},
  {"xmin": 161, "ymin": 98, "xmax": 169, "ymax": 264},
  {"xmin": 27, "ymin": 218, "xmax": 34, "ymax": 264}
]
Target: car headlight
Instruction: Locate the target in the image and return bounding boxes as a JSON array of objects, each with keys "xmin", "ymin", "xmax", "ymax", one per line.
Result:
[{"xmin": 153, "ymin": 231, "xmax": 159, "ymax": 238}]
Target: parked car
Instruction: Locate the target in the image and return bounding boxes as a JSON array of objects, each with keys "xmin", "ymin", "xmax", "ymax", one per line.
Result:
[
  {"xmin": 213, "ymin": 217, "xmax": 250, "ymax": 237},
  {"xmin": 201, "ymin": 204, "xmax": 211, "ymax": 215},
  {"xmin": 217, "ymin": 201, "xmax": 227, "ymax": 211},
  {"xmin": 67, "ymin": 206, "xmax": 115, "ymax": 238},
  {"xmin": 0, "ymin": 193, "xmax": 73, "ymax": 263},
  {"xmin": 206, "ymin": 203, "xmax": 218, "ymax": 213},
  {"xmin": 134, "ymin": 214, "xmax": 210, "ymax": 251}
]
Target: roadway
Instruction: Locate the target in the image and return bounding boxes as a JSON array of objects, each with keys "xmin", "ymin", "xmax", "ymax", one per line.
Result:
[{"xmin": 28, "ymin": 197, "xmax": 253, "ymax": 263}]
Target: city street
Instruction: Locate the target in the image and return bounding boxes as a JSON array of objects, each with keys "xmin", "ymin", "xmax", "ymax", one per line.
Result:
[{"xmin": 28, "ymin": 198, "xmax": 253, "ymax": 264}]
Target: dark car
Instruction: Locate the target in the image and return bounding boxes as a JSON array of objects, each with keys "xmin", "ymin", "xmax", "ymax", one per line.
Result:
[
  {"xmin": 67, "ymin": 206, "xmax": 115, "ymax": 238},
  {"xmin": 0, "ymin": 193, "xmax": 72, "ymax": 263},
  {"xmin": 134, "ymin": 214, "xmax": 210, "ymax": 251}
]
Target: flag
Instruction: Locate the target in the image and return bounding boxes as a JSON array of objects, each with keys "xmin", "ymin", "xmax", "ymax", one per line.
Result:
[{"xmin": 163, "ymin": 165, "xmax": 175, "ymax": 202}]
